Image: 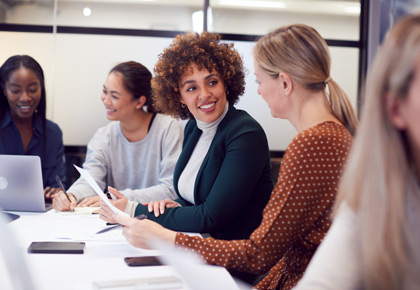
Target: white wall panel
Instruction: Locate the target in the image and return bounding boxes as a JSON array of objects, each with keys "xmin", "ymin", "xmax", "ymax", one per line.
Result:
[{"xmin": 0, "ymin": 31, "xmax": 358, "ymax": 150}]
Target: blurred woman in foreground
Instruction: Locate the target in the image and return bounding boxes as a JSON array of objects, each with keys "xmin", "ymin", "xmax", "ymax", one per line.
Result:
[{"xmin": 294, "ymin": 14, "xmax": 420, "ymax": 290}]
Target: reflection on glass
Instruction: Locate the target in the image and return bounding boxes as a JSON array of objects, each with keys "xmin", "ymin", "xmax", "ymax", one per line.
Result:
[
  {"xmin": 210, "ymin": 0, "xmax": 360, "ymax": 40},
  {"xmin": 0, "ymin": 0, "xmax": 360, "ymax": 40},
  {"xmin": 0, "ymin": 0, "xmax": 203, "ymax": 31}
]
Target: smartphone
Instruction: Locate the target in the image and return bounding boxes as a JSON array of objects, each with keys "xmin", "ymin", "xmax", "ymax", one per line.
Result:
[{"xmin": 124, "ymin": 256, "xmax": 163, "ymax": 267}]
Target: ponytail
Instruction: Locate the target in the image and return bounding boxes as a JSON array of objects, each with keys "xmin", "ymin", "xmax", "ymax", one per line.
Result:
[
  {"xmin": 328, "ymin": 80, "xmax": 358, "ymax": 136},
  {"xmin": 254, "ymin": 24, "xmax": 359, "ymax": 135}
]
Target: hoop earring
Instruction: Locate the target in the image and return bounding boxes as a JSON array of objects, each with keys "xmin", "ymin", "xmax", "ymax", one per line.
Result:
[{"xmin": 181, "ymin": 103, "xmax": 186, "ymax": 108}]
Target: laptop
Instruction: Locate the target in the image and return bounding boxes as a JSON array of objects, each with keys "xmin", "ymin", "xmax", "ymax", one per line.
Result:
[{"xmin": 0, "ymin": 154, "xmax": 46, "ymax": 212}]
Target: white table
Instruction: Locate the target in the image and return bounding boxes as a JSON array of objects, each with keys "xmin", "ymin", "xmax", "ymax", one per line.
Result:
[
  {"xmin": 4, "ymin": 210, "xmax": 245, "ymax": 290},
  {"xmin": 5, "ymin": 211, "xmax": 188, "ymax": 290}
]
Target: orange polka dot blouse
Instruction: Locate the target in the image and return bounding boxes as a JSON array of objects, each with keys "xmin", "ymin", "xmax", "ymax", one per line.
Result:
[{"xmin": 175, "ymin": 121, "xmax": 353, "ymax": 289}]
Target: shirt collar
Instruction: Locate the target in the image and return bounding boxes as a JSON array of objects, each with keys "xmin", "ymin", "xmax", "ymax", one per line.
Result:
[
  {"xmin": 2, "ymin": 109, "xmax": 43, "ymax": 134},
  {"xmin": 2, "ymin": 110, "xmax": 13, "ymax": 129}
]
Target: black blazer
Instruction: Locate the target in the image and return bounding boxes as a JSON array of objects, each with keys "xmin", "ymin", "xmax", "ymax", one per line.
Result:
[{"xmin": 136, "ymin": 105, "xmax": 273, "ymax": 240}]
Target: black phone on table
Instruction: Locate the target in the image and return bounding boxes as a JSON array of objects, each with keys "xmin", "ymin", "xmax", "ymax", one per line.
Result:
[{"xmin": 124, "ymin": 256, "xmax": 163, "ymax": 266}]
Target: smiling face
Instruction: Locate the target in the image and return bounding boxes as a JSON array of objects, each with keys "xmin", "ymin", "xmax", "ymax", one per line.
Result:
[
  {"xmin": 100, "ymin": 72, "xmax": 141, "ymax": 121},
  {"xmin": 4, "ymin": 67, "xmax": 42, "ymax": 121},
  {"xmin": 179, "ymin": 64, "xmax": 227, "ymax": 123}
]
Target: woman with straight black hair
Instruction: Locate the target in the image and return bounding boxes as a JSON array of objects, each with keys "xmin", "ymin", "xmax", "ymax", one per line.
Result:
[
  {"xmin": 53, "ymin": 61, "xmax": 183, "ymax": 211},
  {"xmin": 0, "ymin": 55, "xmax": 65, "ymax": 199}
]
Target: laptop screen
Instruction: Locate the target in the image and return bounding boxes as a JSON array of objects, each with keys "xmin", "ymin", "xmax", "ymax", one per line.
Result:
[{"xmin": 0, "ymin": 155, "xmax": 46, "ymax": 212}]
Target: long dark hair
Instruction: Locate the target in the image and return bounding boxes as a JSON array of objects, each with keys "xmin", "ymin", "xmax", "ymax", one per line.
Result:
[
  {"xmin": 0, "ymin": 55, "xmax": 47, "ymax": 151},
  {"xmin": 110, "ymin": 61, "xmax": 155, "ymax": 113}
]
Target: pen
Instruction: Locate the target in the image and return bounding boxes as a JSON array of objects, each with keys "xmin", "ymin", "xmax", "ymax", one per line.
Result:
[
  {"xmin": 96, "ymin": 214, "xmax": 147, "ymax": 234},
  {"xmin": 55, "ymin": 175, "xmax": 71, "ymax": 203}
]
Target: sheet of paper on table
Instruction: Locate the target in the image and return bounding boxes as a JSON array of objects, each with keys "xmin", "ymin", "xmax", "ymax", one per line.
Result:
[
  {"xmin": 74, "ymin": 165, "xmax": 128, "ymax": 217},
  {"xmin": 57, "ymin": 207, "xmax": 100, "ymax": 216}
]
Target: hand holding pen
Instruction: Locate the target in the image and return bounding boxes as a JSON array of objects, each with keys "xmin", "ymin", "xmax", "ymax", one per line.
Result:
[
  {"xmin": 56, "ymin": 175, "xmax": 71, "ymax": 202},
  {"xmin": 52, "ymin": 175, "xmax": 76, "ymax": 212}
]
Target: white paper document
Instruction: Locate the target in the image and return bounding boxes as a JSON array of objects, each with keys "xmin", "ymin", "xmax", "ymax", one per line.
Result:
[
  {"xmin": 74, "ymin": 165, "xmax": 128, "ymax": 217},
  {"xmin": 58, "ymin": 207, "xmax": 100, "ymax": 216}
]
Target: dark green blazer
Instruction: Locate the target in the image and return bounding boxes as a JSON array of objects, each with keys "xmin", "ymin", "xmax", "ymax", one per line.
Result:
[{"xmin": 135, "ymin": 105, "xmax": 273, "ymax": 240}]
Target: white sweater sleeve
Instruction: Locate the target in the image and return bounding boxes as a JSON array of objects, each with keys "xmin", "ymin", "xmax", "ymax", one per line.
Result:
[
  {"xmin": 124, "ymin": 200, "xmax": 138, "ymax": 217},
  {"xmin": 293, "ymin": 206, "xmax": 362, "ymax": 290},
  {"xmin": 67, "ymin": 129, "xmax": 109, "ymax": 202}
]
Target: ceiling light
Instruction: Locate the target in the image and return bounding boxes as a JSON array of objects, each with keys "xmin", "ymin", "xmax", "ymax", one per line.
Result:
[
  {"xmin": 218, "ymin": 0, "xmax": 286, "ymax": 9},
  {"xmin": 83, "ymin": 7, "xmax": 92, "ymax": 17},
  {"xmin": 345, "ymin": 6, "xmax": 360, "ymax": 14}
]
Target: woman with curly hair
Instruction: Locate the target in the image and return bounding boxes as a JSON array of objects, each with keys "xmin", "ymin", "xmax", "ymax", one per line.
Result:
[
  {"xmin": 105, "ymin": 24, "xmax": 357, "ymax": 290},
  {"xmin": 100, "ymin": 33, "xmax": 273, "ymax": 244}
]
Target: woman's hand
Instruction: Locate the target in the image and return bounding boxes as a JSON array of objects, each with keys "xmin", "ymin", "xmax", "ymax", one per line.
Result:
[
  {"xmin": 99, "ymin": 198, "xmax": 116, "ymax": 223},
  {"xmin": 99, "ymin": 186, "xmax": 128, "ymax": 223},
  {"xmin": 114, "ymin": 214, "xmax": 177, "ymax": 249},
  {"xmin": 44, "ymin": 186, "xmax": 60, "ymax": 200},
  {"xmin": 52, "ymin": 191, "xmax": 77, "ymax": 211},
  {"xmin": 77, "ymin": 196, "xmax": 100, "ymax": 207},
  {"xmin": 108, "ymin": 186, "xmax": 128, "ymax": 210},
  {"xmin": 143, "ymin": 199, "xmax": 181, "ymax": 217}
]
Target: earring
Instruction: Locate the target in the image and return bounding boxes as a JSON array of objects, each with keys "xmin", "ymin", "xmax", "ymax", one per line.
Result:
[
  {"xmin": 181, "ymin": 103, "xmax": 186, "ymax": 108},
  {"xmin": 225, "ymin": 90, "xmax": 229, "ymax": 96}
]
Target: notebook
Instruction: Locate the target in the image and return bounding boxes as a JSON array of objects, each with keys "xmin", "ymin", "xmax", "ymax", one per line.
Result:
[{"xmin": 0, "ymin": 154, "xmax": 46, "ymax": 212}]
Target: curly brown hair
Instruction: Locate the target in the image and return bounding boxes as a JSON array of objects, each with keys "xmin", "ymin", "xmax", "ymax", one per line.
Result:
[{"xmin": 151, "ymin": 32, "xmax": 246, "ymax": 119}]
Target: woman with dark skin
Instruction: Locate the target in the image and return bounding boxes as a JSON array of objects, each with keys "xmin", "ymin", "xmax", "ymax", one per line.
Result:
[
  {"xmin": 100, "ymin": 33, "xmax": 273, "ymax": 247},
  {"xmin": 0, "ymin": 55, "xmax": 65, "ymax": 199}
]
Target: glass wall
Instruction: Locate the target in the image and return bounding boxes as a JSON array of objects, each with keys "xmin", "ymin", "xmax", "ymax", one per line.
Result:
[
  {"xmin": 0, "ymin": 0, "xmax": 361, "ymax": 151},
  {"xmin": 210, "ymin": 0, "xmax": 360, "ymax": 40},
  {"xmin": 0, "ymin": 0, "xmax": 360, "ymax": 38}
]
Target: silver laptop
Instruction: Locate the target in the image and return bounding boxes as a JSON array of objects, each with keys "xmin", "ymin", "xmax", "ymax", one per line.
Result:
[{"xmin": 0, "ymin": 155, "xmax": 45, "ymax": 212}]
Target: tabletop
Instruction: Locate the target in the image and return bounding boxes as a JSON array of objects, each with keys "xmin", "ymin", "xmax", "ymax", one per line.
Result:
[{"xmin": 2, "ymin": 210, "xmax": 245, "ymax": 290}]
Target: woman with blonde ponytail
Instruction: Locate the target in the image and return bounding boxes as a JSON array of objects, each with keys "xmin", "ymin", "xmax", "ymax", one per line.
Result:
[
  {"xmin": 107, "ymin": 24, "xmax": 357, "ymax": 290},
  {"xmin": 294, "ymin": 14, "xmax": 420, "ymax": 290},
  {"xmin": 253, "ymin": 24, "xmax": 358, "ymax": 136}
]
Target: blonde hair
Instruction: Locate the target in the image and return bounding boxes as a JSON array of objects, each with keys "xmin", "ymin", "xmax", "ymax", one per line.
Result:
[
  {"xmin": 336, "ymin": 15, "xmax": 420, "ymax": 289},
  {"xmin": 253, "ymin": 24, "xmax": 358, "ymax": 135}
]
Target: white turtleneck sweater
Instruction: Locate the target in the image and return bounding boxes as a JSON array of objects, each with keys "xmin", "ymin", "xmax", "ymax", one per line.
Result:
[{"xmin": 177, "ymin": 102, "xmax": 229, "ymax": 204}]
